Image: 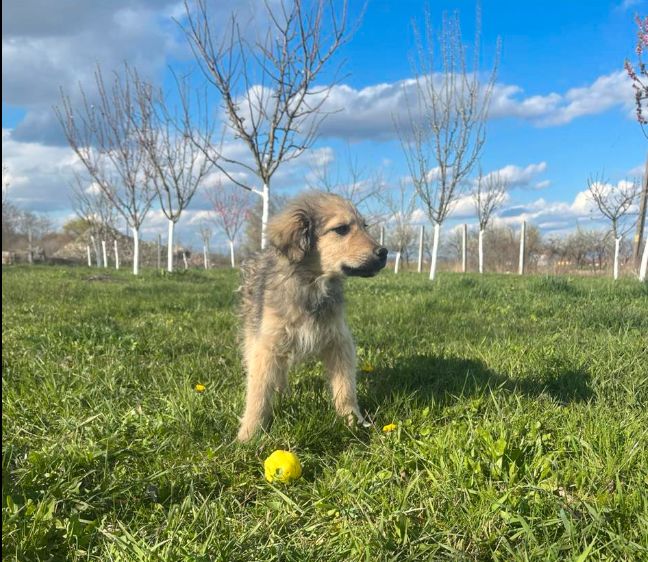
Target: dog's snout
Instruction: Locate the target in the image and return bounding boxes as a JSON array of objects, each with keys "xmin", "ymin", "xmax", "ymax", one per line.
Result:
[{"xmin": 375, "ymin": 246, "xmax": 388, "ymax": 260}]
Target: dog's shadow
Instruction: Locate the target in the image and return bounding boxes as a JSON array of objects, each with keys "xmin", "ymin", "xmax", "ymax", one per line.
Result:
[
  {"xmin": 364, "ymin": 353, "xmax": 592, "ymax": 410},
  {"xmin": 288, "ymin": 353, "xmax": 592, "ymax": 459}
]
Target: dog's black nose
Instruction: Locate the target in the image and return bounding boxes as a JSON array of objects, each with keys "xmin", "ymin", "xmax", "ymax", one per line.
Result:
[{"xmin": 375, "ymin": 247, "xmax": 388, "ymax": 260}]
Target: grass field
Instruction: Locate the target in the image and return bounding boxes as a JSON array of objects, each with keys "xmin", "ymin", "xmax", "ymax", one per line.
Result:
[{"xmin": 2, "ymin": 266, "xmax": 647, "ymax": 561}]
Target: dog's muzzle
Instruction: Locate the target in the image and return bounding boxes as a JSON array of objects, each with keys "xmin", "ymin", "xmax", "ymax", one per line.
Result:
[{"xmin": 342, "ymin": 247, "xmax": 388, "ymax": 277}]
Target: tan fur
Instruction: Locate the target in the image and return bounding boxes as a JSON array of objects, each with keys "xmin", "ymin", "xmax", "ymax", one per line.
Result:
[{"xmin": 237, "ymin": 192, "xmax": 388, "ymax": 442}]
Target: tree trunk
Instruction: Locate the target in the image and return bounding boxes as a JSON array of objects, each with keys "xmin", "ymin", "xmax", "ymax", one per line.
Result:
[
  {"xmin": 639, "ymin": 238, "xmax": 648, "ymax": 282},
  {"xmin": 394, "ymin": 250, "xmax": 401, "ymax": 274},
  {"xmin": 518, "ymin": 221, "xmax": 526, "ymax": 275},
  {"xmin": 203, "ymin": 244, "xmax": 209, "ymax": 270},
  {"xmin": 418, "ymin": 225, "xmax": 424, "ymax": 273},
  {"xmin": 167, "ymin": 219, "xmax": 174, "ymax": 272},
  {"xmin": 633, "ymin": 151, "xmax": 647, "ymax": 269},
  {"xmin": 478, "ymin": 229, "xmax": 484, "ymax": 274},
  {"xmin": 132, "ymin": 226, "xmax": 140, "ymax": 275},
  {"xmin": 229, "ymin": 239, "xmax": 236, "ymax": 268},
  {"xmin": 613, "ymin": 236, "xmax": 621, "ymax": 280},
  {"xmin": 91, "ymin": 235, "xmax": 101, "ymax": 267},
  {"xmin": 86, "ymin": 245, "xmax": 92, "ymax": 267},
  {"xmin": 429, "ymin": 223, "xmax": 440, "ymax": 281},
  {"xmin": 102, "ymin": 240, "xmax": 108, "ymax": 268},
  {"xmin": 183, "ymin": 252, "xmax": 188, "ymax": 270},
  {"xmin": 380, "ymin": 225, "xmax": 385, "ymax": 246},
  {"xmin": 27, "ymin": 227, "xmax": 33, "ymax": 265},
  {"xmin": 114, "ymin": 240, "xmax": 119, "ymax": 270},
  {"xmin": 260, "ymin": 183, "xmax": 270, "ymax": 250}
]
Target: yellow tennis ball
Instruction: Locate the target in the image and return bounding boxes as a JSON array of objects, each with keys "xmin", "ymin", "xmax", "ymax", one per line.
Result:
[{"xmin": 264, "ymin": 450, "xmax": 302, "ymax": 483}]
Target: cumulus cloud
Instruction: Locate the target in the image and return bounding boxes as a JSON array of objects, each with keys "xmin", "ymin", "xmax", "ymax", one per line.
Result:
[
  {"xmin": 482, "ymin": 162, "xmax": 548, "ymax": 189},
  {"xmin": 313, "ymin": 71, "xmax": 635, "ymax": 140}
]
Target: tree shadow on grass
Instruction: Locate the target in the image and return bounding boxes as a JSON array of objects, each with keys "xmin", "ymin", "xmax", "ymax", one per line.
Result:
[{"xmin": 362, "ymin": 353, "xmax": 593, "ymax": 412}]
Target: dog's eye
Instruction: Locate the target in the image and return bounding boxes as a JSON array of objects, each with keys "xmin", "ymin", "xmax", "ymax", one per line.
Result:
[{"xmin": 333, "ymin": 224, "xmax": 350, "ymax": 236}]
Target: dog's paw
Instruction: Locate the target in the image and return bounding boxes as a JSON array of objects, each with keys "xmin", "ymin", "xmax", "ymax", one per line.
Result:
[
  {"xmin": 237, "ymin": 424, "xmax": 256, "ymax": 443},
  {"xmin": 347, "ymin": 413, "xmax": 372, "ymax": 429}
]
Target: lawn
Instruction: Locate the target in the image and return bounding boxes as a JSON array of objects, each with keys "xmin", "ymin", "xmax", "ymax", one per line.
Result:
[{"xmin": 2, "ymin": 266, "xmax": 647, "ymax": 561}]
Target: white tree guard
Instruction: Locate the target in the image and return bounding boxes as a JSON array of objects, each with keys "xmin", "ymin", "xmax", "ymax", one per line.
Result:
[
  {"xmin": 418, "ymin": 225, "xmax": 424, "ymax": 273},
  {"xmin": 101, "ymin": 240, "xmax": 108, "ymax": 268},
  {"xmin": 613, "ymin": 236, "xmax": 621, "ymax": 280},
  {"xmin": 90, "ymin": 235, "xmax": 101, "ymax": 267},
  {"xmin": 132, "ymin": 227, "xmax": 140, "ymax": 275},
  {"xmin": 86, "ymin": 245, "xmax": 92, "ymax": 267},
  {"xmin": 478, "ymin": 229, "xmax": 484, "ymax": 274},
  {"xmin": 394, "ymin": 250, "xmax": 401, "ymax": 274},
  {"xmin": 429, "ymin": 223, "xmax": 440, "ymax": 281},
  {"xmin": 518, "ymin": 221, "xmax": 526, "ymax": 275},
  {"xmin": 229, "ymin": 240, "xmax": 236, "ymax": 268},
  {"xmin": 167, "ymin": 219, "xmax": 174, "ymax": 272},
  {"xmin": 114, "ymin": 240, "xmax": 119, "ymax": 270},
  {"xmin": 260, "ymin": 184, "xmax": 269, "ymax": 250},
  {"xmin": 639, "ymin": 238, "xmax": 648, "ymax": 282}
]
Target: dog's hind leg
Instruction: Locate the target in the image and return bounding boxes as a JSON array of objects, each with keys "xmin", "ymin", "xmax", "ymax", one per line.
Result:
[
  {"xmin": 238, "ymin": 337, "xmax": 286, "ymax": 442},
  {"xmin": 321, "ymin": 325, "xmax": 368, "ymax": 427}
]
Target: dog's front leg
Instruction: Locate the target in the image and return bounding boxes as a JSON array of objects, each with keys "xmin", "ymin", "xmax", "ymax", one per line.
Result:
[
  {"xmin": 238, "ymin": 339, "xmax": 287, "ymax": 442},
  {"xmin": 321, "ymin": 326, "xmax": 369, "ymax": 428}
]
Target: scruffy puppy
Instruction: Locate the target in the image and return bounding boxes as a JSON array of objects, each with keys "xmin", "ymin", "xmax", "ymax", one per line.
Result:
[{"xmin": 237, "ymin": 192, "xmax": 388, "ymax": 442}]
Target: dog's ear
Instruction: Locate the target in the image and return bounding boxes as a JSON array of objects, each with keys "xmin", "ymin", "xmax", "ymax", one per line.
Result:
[{"xmin": 267, "ymin": 203, "xmax": 314, "ymax": 262}]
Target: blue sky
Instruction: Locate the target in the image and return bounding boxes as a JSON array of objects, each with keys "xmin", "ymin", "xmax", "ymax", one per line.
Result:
[{"xmin": 2, "ymin": 0, "xmax": 646, "ymax": 251}]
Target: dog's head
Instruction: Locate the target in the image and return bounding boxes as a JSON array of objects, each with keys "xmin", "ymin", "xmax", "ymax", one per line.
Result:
[{"xmin": 268, "ymin": 192, "xmax": 388, "ymax": 277}]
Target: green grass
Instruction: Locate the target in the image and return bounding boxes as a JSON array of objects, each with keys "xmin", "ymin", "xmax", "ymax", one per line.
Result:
[{"xmin": 2, "ymin": 266, "xmax": 647, "ymax": 561}]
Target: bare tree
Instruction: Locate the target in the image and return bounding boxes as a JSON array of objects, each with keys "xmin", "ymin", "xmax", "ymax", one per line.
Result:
[
  {"xmin": 71, "ymin": 174, "xmax": 120, "ymax": 267},
  {"xmin": 181, "ymin": 0, "xmax": 351, "ymax": 250},
  {"xmin": 587, "ymin": 174, "xmax": 640, "ymax": 280},
  {"xmin": 308, "ymin": 145, "xmax": 385, "ymax": 218},
  {"xmin": 381, "ymin": 180, "xmax": 417, "ymax": 273},
  {"xmin": 131, "ymin": 71, "xmax": 213, "ymax": 272},
  {"xmin": 473, "ymin": 169, "xmax": 508, "ymax": 273},
  {"xmin": 397, "ymin": 8, "xmax": 499, "ymax": 280},
  {"xmin": 56, "ymin": 65, "xmax": 156, "ymax": 275},
  {"xmin": 207, "ymin": 182, "xmax": 250, "ymax": 267}
]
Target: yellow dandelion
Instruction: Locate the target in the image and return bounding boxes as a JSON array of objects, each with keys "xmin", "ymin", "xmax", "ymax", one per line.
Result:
[
  {"xmin": 382, "ymin": 423, "xmax": 398, "ymax": 433},
  {"xmin": 264, "ymin": 450, "xmax": 302, "ymax": 484},
  {"xmin": 360, "ymin": 362, "xmax": 375, "ymax": 373},
  {"xmin": 194, "ymin": 383, "xmax": 206, "ymax": 393}
]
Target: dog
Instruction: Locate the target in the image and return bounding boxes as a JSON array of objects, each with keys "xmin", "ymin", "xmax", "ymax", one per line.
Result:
[{"xmin": 237, "ymin": 191, "xmax": 388, "ymax": 442}]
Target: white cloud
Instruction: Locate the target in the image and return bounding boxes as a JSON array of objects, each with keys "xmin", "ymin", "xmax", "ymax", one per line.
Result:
[
  {"xmin": 311, "ymin": 71, "xmax": 635, "ymax": 141},
  {"xmin": 483, "ymin": 162, "xmax": 548, "ymax": 189}
]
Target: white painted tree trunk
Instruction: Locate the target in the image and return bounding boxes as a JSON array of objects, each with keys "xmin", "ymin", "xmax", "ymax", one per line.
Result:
[
  {"xmin": 203, "ymin": 244, "xmax": 209, "ymax": 270},
  {"xmin": 260, "ymin": 183, "xmax": 270, "ymax": 250},
  {"xmin": 114, "ymin": 240, "xmax": 119, "ymax": 270},
  {"xmin": 639, "ymin": 238, "xmax": 648, "ymax": 282},
  {"xmin": 157, "ymin": 234, "xmax": 161, "ymax": 270},
  {"xmin": 518, "ymin": 221, "xmax": 526, "ymax": 275},
  {"xmin": 613, "ymin": 236, "xmax": 621, "ymax": 280},
  {"xmin": 182, "ymin": 252, "xmax": 188, "ymax": 270},
  {"xmin": 478, "ymin": 229, "xmax": 484, "ymax": 274},
  {"xmin": 418, "ymin": 225, "xmax": 424, "ymax": 273},
  {"xmin": 167, "ymin": 219, "xmax": 174, "ymax": 272},
  {"xmin": 86, "ymin": 245, "xmax": 92, "ymax": 267},
  {"xmin": 379, "ymin": 226, "xmax": 385, "ymax": 246},
  {"xmin": 462, "ymin": 224, "xmax": 467, "ymax": 273},
  {"xmin": 229, "ymin": 239, "xmax": 236, "ymax": 268},
  {"xmin": 102, "ymin": 240, "xmax": 108, "ymax": 268},
  {"xmin": 132, "ymin": 226, "xmax": 140, "ymax": 276},
  {"xmin": 394, "ymin": 250, "xmax": 401, "ymax": 274},
  {"xmin": 429, "ymin": 223, "xmax": 440, "ymax": 281}
]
